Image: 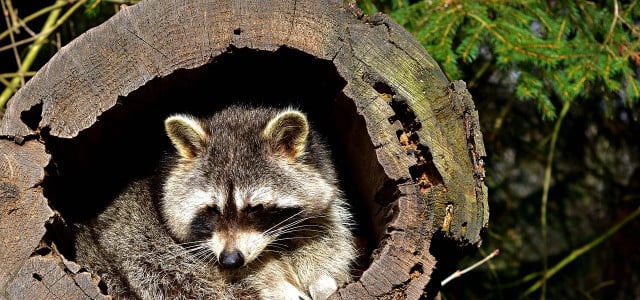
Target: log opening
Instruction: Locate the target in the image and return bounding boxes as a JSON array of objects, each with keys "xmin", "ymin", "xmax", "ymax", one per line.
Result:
[{"xmin": 41, "ymin": 46, "xmax": 397, "ymax": 282}]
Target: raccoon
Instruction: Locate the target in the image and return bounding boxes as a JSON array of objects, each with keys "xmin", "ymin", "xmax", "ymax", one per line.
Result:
[{"xmin": 74, "ymin": 105, "xmax": 356, "ymax": 300}]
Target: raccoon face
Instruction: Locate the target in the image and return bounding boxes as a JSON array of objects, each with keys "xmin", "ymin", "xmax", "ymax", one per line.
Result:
[
  {"xmin": 159, "ymin": 107, "xmax": 337, "ymax": 269},
  {"xmin": 192, "ymin": 186, "xmax": 308, "ymax": 269}
]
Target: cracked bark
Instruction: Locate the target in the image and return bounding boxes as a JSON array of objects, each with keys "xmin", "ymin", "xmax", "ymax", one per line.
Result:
[{"xmin": 0, "ymin": 1, "xmax": 487, "ymax": 299}]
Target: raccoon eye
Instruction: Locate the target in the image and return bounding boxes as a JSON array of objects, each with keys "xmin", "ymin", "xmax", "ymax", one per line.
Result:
[
  {"xmin": 246, "ymin": 204, "xmax": 264, "ymax": 214},
  {"xmin": 206, "ymin": 205, "xmax": 221, "ymax": 215}
]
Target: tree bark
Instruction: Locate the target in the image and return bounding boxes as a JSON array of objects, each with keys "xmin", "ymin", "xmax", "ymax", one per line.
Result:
[{"xmin": 0, "ymin": 1, "xmax": 488, "ymax": 299}]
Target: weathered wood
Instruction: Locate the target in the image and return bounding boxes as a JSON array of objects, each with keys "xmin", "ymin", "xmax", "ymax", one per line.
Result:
[
  {"xmin": 0, "ymin": 0, "xmax": 488, "ymax": 299},
  {"xmin": 0, "ymin": 140, "xmax": 52, "ymax": 298},
  {"xmin": 7, "ymin": 252, "xmax": 109, "ymax": 300}
]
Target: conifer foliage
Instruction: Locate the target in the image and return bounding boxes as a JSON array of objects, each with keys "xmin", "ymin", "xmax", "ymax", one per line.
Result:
[{"xmin": 363, "ymin": 0, "xmax": 640, "ymax": 119}]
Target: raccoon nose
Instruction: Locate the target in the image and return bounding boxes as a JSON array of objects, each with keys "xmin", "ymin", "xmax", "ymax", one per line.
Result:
[{"xmin": 219, "ymin": 249, "xmax": 245, "ymax": 269}]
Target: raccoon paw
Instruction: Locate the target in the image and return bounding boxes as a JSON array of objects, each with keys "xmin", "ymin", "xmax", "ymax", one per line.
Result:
[
  {"xmin": 308, "ymin": 275, "xmax": 338, "ymax": 300},
  {"xmin": 262, "ymin": 282, "xmax": 311, "ymax": 300},
  {"xmin": 292, "ymin": 290, "xmax": 312, "ymax": 300}
]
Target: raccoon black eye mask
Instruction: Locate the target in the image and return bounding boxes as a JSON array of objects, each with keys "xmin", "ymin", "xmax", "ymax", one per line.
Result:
[{"xmin": 74, "ymin": 105, "xmax": 356, "ymax": 300}]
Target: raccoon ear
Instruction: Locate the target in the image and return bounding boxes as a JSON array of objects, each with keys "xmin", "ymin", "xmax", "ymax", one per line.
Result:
[
  {"xmin": 262, "ymin": 110, "xmax": 309, "ymax": 160},
  {"xmin": 165, "ymin": 115, "xmax": 207, "ymax": 159}
]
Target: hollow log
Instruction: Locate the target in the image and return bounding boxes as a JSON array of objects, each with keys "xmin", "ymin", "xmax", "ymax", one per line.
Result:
[{"xmin": 0, "ymin": 1, "xmax": 488, "ymax": 299}]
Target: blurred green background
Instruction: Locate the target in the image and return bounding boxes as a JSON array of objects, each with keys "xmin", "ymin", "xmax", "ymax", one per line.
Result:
[{"xmin": 1, "ymin": 1, "xmax": 638, "ymax": 299}]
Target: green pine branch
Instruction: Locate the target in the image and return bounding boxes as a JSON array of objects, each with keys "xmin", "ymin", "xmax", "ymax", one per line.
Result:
[{"xmin": 359, "ymin": 0, "xmax": 640, "ymax": 119}]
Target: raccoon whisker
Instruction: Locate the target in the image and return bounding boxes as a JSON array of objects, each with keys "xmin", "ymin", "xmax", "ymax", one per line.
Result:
[
  {"xmin": 251, "ymin": 256, "xmax": 267, "ymax": 269},
  {"xmin": 203, "ymin": 250, "xmax": 219, "ymax": 267},
  {"xmin": 276, "ymin": 223, "xmax": 329, "ymax": 231},
  {"xmin": 152, "ymin": 243, "xmax": 212, "ymax": 267},
  {"xmin": 202, "ymin": 247, "xmax": 219, "ymax": 266},
  {"xmin": 174, "ymin": 247, "xmax": 213, "ymax": 272},
  {"xmin": 263, "ymin": 221, "xmax": 300, "ymax": 238},
  {"xmin": 178, "ymin": 241, "xmax": 209, "ymax": 251},
  {"xmin": 278, "ymin": 213, "xmax": 319, "ymax": 226},
  {"xmin": 271, "ymin": 224, "xmax": 330, "ymax": 236},
  {"xmin": 262, "ymin": 245, "xmax": 286, "ymax": 253},
  {"xmin": 262, "ymin": 250, "xmax": 286, "ymax": 257},
  {"xmin": 271, "ymin": 214, "xmax": 330, "ymax": 233},
  {"xmin": 161, "ymin": 242, "xmax": 207, "ymax": 258},
  {"xmin": 261, "ymin": 210, "xmax": 307, "ymax": 236},
  {"xmin": 185, "ymin": 242, "xmax": 208, "ymax": 251},
  {"xmin": 264, "ymin": 248, "xmax": 286, "ymax": 255},
  {"xmin": 176, "ymin": 241, "xmax": 212, "ymax": 255},
  {"xmin": 200, "ymin": 251, "xmax": 217, "ymax": 265},
  {"xmin": 187, "ymin": 245, "xmax": 206, "ymax": 256},
  {"xmin": 261, "ymin": 249, "xmax": 285, "ymax": 257},
  {"xmin": 191, "ymin": 247, "xmax": 212, "ymax": 261},
  {"xmin": 180, "ymin": 241, "xmax": 212, "ymax": 252},
  {"xmin": 155, "ymin": 242, "xmax": 205, "ymax": 260},
  {"xmin": 276, "ymin": 220, "xmax": 321, "ymax": 229},
  {"xmin": 271, "ymin": 229, "xmax": 327, "ymax": 238},
  {"xmin": 189, "ymin": 248, "xmax": 217, "ymax": 267},
  {"xmin": 272, "ymin": 234, "xmax": 320, "ymax": 240},
  {"xmin": 266, "ymin": 243, "xmax": 288, "ymax": 252},
  {"xmin": 180, "ymin": 243, "xmax": 206, "ymax": 250},
  {"xmin": 177, "ymin": 240, "xmax": 208, "ymax": 246},
  {"xmin": 171, "ymin": 248, "xmax": 203, "ymax": 260},
  {"xmin": 271, "ymin": 236, "xmax": 318, "ymax": 242},
  {"xmin": 265, "ymin": 220, "xmax": 316, "ymax": 237},
  {"xmin": 268, "ymin": 241, "xmax": 288, "ymax": 247}
]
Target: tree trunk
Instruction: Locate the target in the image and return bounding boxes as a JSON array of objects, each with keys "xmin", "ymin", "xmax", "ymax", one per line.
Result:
[{"xmin": 0, "ymin": 1, "xmax": 488, "ymax": 299}]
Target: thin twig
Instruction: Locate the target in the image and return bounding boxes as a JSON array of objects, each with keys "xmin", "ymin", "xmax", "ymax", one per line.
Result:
[
  {"xmin": 604, "ymin": 0, "xmax": 619, "ymax": 46},
  {"xmin": 5, "ymin": 0, "xmax": 17, "ymax": 34},
  {"xmin": 0, "ymin": 71, "xmax": 36, "ymax": 79},
  {"xmin": 0, "ymin": 0, "xmax": 87, "ymax": 108},
  {"xmin": 539, "ymin": 99, "xmax": 572, "ymax": 300},
  {"xmin": 0, "ymin": 0, "xmax": 71, "ymax": 42},
  {"xmin": 441, "ymin": 249, "xmax": 500, "ymax": 286},
  {"xmin": 524, "ymin": 206, "xmax": 640, "ymax": 298},
  {"xmin": 1, "ymin": 0, "xmax": 24, "ymax": 88},
  {"xmin": 18, "ymin": 17, "xmax": 38, "ymax": 37},
  {"xmin": 490, "ymin": 96, "xmax": 515, "ymax": 142},
  {"xmin": 104, "ymin": 0, "xmax": 140, "ymax": 3},
  {"xmin": 0, "ymin": 77, "xmax": 11, "ymax": 90},
  {"xmin": 0, "ymin": 1, "xmax": 85, "ymax": 53}
]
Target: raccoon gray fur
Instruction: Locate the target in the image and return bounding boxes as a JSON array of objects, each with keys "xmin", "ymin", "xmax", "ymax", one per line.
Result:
[{"xmin": 74, "ymin": 105, "xmax": 356, "ymax": 300}]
